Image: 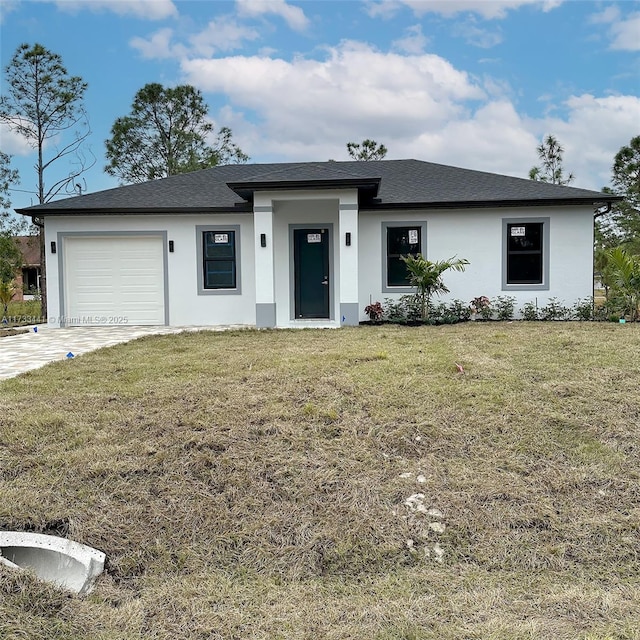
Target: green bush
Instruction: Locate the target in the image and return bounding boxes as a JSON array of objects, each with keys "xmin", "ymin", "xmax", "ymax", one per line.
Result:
[
  {"xmin": 520, "ymin": 301, "xmax": 539, "ymax": 321},
  {"xmin": 540, "ymin": 298, "xmax": 572, "ymax": 321},
  {"xmin": 493, "ymin": 296, "xmax": 516, "ymax": 321}
]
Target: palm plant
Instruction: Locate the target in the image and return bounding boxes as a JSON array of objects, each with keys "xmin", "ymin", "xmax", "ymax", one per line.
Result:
[
  {"xmin": 0, "ymin": 279, "xmax": 16, "ymax": 316},
  {"xmin": 606, "ymin": 247, "xmax": 640, "ymax": 320},
  {"xmin": 400, "ymin": 254, "xmax": 469, "ymax": 320}
]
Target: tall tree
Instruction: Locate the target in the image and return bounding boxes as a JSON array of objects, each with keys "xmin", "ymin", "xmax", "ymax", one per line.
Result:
[
  {"xmin": 105, "ymin": 83, "xmax": 248, "ymax": 184},
  {"xmin": 0, "ymin": 43, "xmax": 93, "ymax": 316},
  {"xmin": 0, "ymin": 151, "xmax": 21, "ymax": 233},
  {"xmin": 346, "ymin": 139, "xmax": 388, "ymax": 161},
  {"xmin": 529, "ymin": 134, "xmax": 574, "ymax": 185},
  {"xmin": 0, "ymin": 152, "xmax": 24, "ymax": 311},
  {"xmin": 610, "ymin": 135, "xmax": 640, "ymax": 253}
]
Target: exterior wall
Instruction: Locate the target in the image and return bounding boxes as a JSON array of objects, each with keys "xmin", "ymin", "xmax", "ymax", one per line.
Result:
[
  {"xmin": 256, "ymin": 189, "xmax": 359, "ymax": 328},
  {"xmin": 358, "ymin": 205, "xmax": 594, "ymax": 320},
  {"xmin": 44, "ymin": 214, "xmax": 256, "ymax": 327},
  {"xmin": 43, "ymin": 202, "xmax": 595, "ymax": 328}
]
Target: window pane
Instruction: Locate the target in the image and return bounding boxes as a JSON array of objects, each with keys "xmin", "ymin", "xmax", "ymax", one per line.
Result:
[
  {"xmin": 205, "ymin": 260, "xmax": 236, "ymax": 288},
  {"xmin": 507, "ymin": 253, "xmax": 542, "ymax": 284},
  {"xmin": 388, "ymin": 256, "xmax": 411, "ymax": 287},
  {"xmin": 508, "ymin": 224, "xmax": 541, "ymax": 252},
  {"xmin": 388, "ymin": 227, "xmax": 420, "ymax": 256},
  {"xmin": 205, "ymin": 231, "xmax": 235, "ymax": 258},
  {"xmin": 203, "ymin": 230, "xmax": 237, "ymax": 289}
]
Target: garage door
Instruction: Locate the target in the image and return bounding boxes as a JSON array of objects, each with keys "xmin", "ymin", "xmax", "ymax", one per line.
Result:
[{"xmin": 64, "ymin": 235, "xmax": 165, "ymax": 326}]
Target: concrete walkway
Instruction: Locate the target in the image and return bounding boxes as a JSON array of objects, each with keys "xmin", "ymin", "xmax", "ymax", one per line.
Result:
[{"xmin": 0, "ymin": 325, "xmax": 246, "ymax": 380}]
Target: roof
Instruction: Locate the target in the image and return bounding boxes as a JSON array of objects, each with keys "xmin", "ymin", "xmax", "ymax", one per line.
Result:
[
  {"xmin": 15, "ymin": 236, "xmax": 40, "ymax": 265},
  {"xmin": 15, "ymin": 159, "xmax": 619, "ymax": 216}
]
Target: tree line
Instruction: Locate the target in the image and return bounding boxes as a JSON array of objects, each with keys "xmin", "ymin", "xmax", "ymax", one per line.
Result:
[{"xmin": 0, "ymin": 43, "xmax": 638, "ymax": 320}]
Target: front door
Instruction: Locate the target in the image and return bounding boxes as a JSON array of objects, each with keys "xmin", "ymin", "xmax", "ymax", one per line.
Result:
[{"xmin": 294, "ymin": 228, "xmax": 330, "ymax": 319}]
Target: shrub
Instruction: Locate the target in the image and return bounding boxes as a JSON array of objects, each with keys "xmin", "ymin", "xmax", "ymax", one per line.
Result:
[
  {"xmin": 540, "ymin": 297, "xmax": 572, "ymax": 321},
  {"xmin": 364, "ymin": 301, "xmax": 384, "ymax": 323},
  {"xmin": 470, "ymin": 296, "xmax": 492, "ymax": 320},
  {"xmin": 572, "ymin": 297, "xmax": 594, "ymax": 321},
  {"xmin": 448, "ymin": 299, "xmax": 472, "ymax": 322},
  {"xmin": 493, "ymin": 296, "xmax": 516, "ymax": 321},
  {"xmin": 520, "ymin": 301, "xmax": 539, "ymax": 321},
  {"xmin": 382, "ymin": 296, "xmax": 422, "ymax": 324}
]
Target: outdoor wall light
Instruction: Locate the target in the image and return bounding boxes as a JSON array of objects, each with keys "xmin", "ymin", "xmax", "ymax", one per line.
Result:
[
  {"xmin": 260, "ymin": 233, "xmax": 267, "ymax": 247},
  {"xmin": 50, "ymin": 241, "xmax": 56, "ymax": 254},
  {"xmin": 169, "ymin": 240, "xmax": 174, "ymax": 252},
  {"xmin": 345, "ymin": 232, "xmax": 351, "ymax": 246}
]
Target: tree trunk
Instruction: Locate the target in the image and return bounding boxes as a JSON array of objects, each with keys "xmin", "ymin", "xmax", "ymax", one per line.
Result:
[{"xmin": 36, "ymin": 219, "xmax": 47, "ymax": 320}]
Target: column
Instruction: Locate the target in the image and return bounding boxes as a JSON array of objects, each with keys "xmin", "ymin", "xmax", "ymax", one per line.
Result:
[
  {"xmin": 254, "ymin": 204, "xmax": 276, "ymax": 328},
  {"xmin": 339, "ymin": 201, "xmax": 359, "ymax": 326}
]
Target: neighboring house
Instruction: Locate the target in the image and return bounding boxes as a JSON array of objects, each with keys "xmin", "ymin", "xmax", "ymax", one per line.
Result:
[
  {"xmin": 16, "ymin": 159, "xmax": 618, "ymax": 328},
  {"xmin": 12, "ymin": 236, "xmax": 40, "ymax": 301}
]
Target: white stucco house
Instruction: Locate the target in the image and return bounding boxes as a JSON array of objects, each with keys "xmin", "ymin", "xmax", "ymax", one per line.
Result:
[{"xmin": 17, "ymin": 159, "xmax": 616, "ymax": 328}]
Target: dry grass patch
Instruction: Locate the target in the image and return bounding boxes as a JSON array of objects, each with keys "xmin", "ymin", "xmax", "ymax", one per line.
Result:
[{"xmin": 1, "ymin": 323, "xmax": 639, "ymax": 639}]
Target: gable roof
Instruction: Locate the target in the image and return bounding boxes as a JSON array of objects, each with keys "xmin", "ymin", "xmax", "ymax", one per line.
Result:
[{"xmin": 16, "ymin": 159, "xmax": 618, "ymax": 216}]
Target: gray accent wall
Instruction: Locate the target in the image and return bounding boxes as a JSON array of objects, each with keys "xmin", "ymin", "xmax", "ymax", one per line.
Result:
[
  {"xmin": 340, "ymin": 302, "xmax": 360, "ymax": 326},
  {"xmin": 256, "ymin": 303, "xmax": 276, "ymax": 328}
]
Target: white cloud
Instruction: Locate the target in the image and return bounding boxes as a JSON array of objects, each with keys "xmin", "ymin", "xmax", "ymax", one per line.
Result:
[
  {"xmin": 178, "ymin": 40, "xmax": 637, "ymax": 191},
  {"xmin": 536, "ymin": 94, "xmax": 640, "ymax": 189},
  {"xmin": 453, "ymin": 19, "xmax": 502, "ymax": 47},
  {"xmin": 181, "ymin": 41, "xmax": 485, "ymax": 146},
  {"xmin": 235, "ymin": 0, "xmax": 309, "ymax": 31},
  {"xmin": 392, "ymin": 24, "xmax": 428, "ymax": 54},
  {"xmin": 609, "ymin": 12, "xmax": 640, "ymax": 51},
  {"xmin": 189, "ymin": 16, "xmax": 260, "ymax": 55},
  {"xmin": 588, "ymin": 5, "xmax": 620, "ymax": 25},
  {"xmin": 131, "ymin": 18, "xmax": 258, "ymax": 60},
  {"xmin": 0, "ymin": 124, "xmax": 34, "ymax": 156},
  {"xmin": 130, "ymin": 28, "xmax": 187, "ymax": 59},
  {"xmin": 589, "ymin": 6, "xmax": 640, "ymax": 52},
  {"xmin": 54, "ymin": 0, "xmax": 178, "ymax": 19},
  {"xmin": 0, "ymin": 0, "xmax": 19, "ymax": 24},
  {"xmin": 366, "ymin": 0, "xmax": 563, "ymax": 20}
]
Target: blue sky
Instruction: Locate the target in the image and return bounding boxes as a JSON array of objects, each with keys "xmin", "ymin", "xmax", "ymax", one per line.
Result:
[{"xmin": 1, "ymin": 0, "xmax": 639, "ymax": 212}]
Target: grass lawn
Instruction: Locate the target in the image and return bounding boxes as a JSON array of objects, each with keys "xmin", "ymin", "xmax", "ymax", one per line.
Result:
[
  {"xmin": 1, "ymin": 323, "xmax": 639, "ymax": 639},
  {"xmin": 1, "ymin": 299, "xmax": 43, "ymax": 330}
]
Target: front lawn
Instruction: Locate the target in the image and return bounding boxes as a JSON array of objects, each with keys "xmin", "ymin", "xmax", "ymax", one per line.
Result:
[{"xmin": 1, "ymin": 323, "xmax": 639, "ymax": 639}]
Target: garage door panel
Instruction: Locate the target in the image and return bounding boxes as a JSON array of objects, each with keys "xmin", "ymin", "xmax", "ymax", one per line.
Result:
[{"xmin": 64, "ymin": 236, "xmax": 165, "ymax": 326}]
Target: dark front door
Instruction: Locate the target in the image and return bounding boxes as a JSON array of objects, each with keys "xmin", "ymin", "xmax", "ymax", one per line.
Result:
[{"xmin": 294, "ymin": 228, "xmax": 330, "ymax": 319}]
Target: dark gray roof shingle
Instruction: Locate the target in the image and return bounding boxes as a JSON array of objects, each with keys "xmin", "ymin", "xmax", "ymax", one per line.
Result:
[{"xmin": 17, "ymin": 159, "xmax": 616, "ymax": 215}]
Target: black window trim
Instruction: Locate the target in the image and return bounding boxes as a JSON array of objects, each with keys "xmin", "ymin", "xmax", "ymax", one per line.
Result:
[
  {"xmin": 502, "ymin": 217, "xmax": 550, "ymax": 291},
  {"xmin": 196, "ymin": 224, "xmax": 242, "ymax": 295},
  {"xmin": 381, "ymin": 221, "xmax": 427, "ymax": 293}
]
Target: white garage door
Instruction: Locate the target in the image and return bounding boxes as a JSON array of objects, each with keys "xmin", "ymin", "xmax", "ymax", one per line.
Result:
[{"xmin": 64, "ymin": 235, "xmax": 165, "ymax": 326}]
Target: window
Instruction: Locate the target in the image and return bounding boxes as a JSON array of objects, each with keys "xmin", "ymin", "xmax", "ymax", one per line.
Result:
[
  {"xmin": 502, "ymin": 218, "xmax": 549, "ymax": 290},
  {"xmin": 383, "ymin": 223, "xmax": 425, "ymax": 290},
  {"xmin": 196, "ymin": 225, "xmax": 242, "ymax": 295},
  {"xmin": 204, "ymin": 230, "xmax": 236, "ymax": 289}
]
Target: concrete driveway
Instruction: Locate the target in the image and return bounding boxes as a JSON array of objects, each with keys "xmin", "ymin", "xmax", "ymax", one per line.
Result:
[{"xmin": 0, "ymin": 325, "xmax": 245, "ymax": 380}]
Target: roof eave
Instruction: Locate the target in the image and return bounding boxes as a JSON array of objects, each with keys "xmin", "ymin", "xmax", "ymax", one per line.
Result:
[
  {"xmin": 361, "ymin": 196, "xmax": 622, "ymax": 211},
  {"xmin": 14, "ymin": 204, "xmax": 253, "ymax": 216},
  {"xmin": 226, "ymin": 177, "xmax": 381, "ymax": 200}
]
